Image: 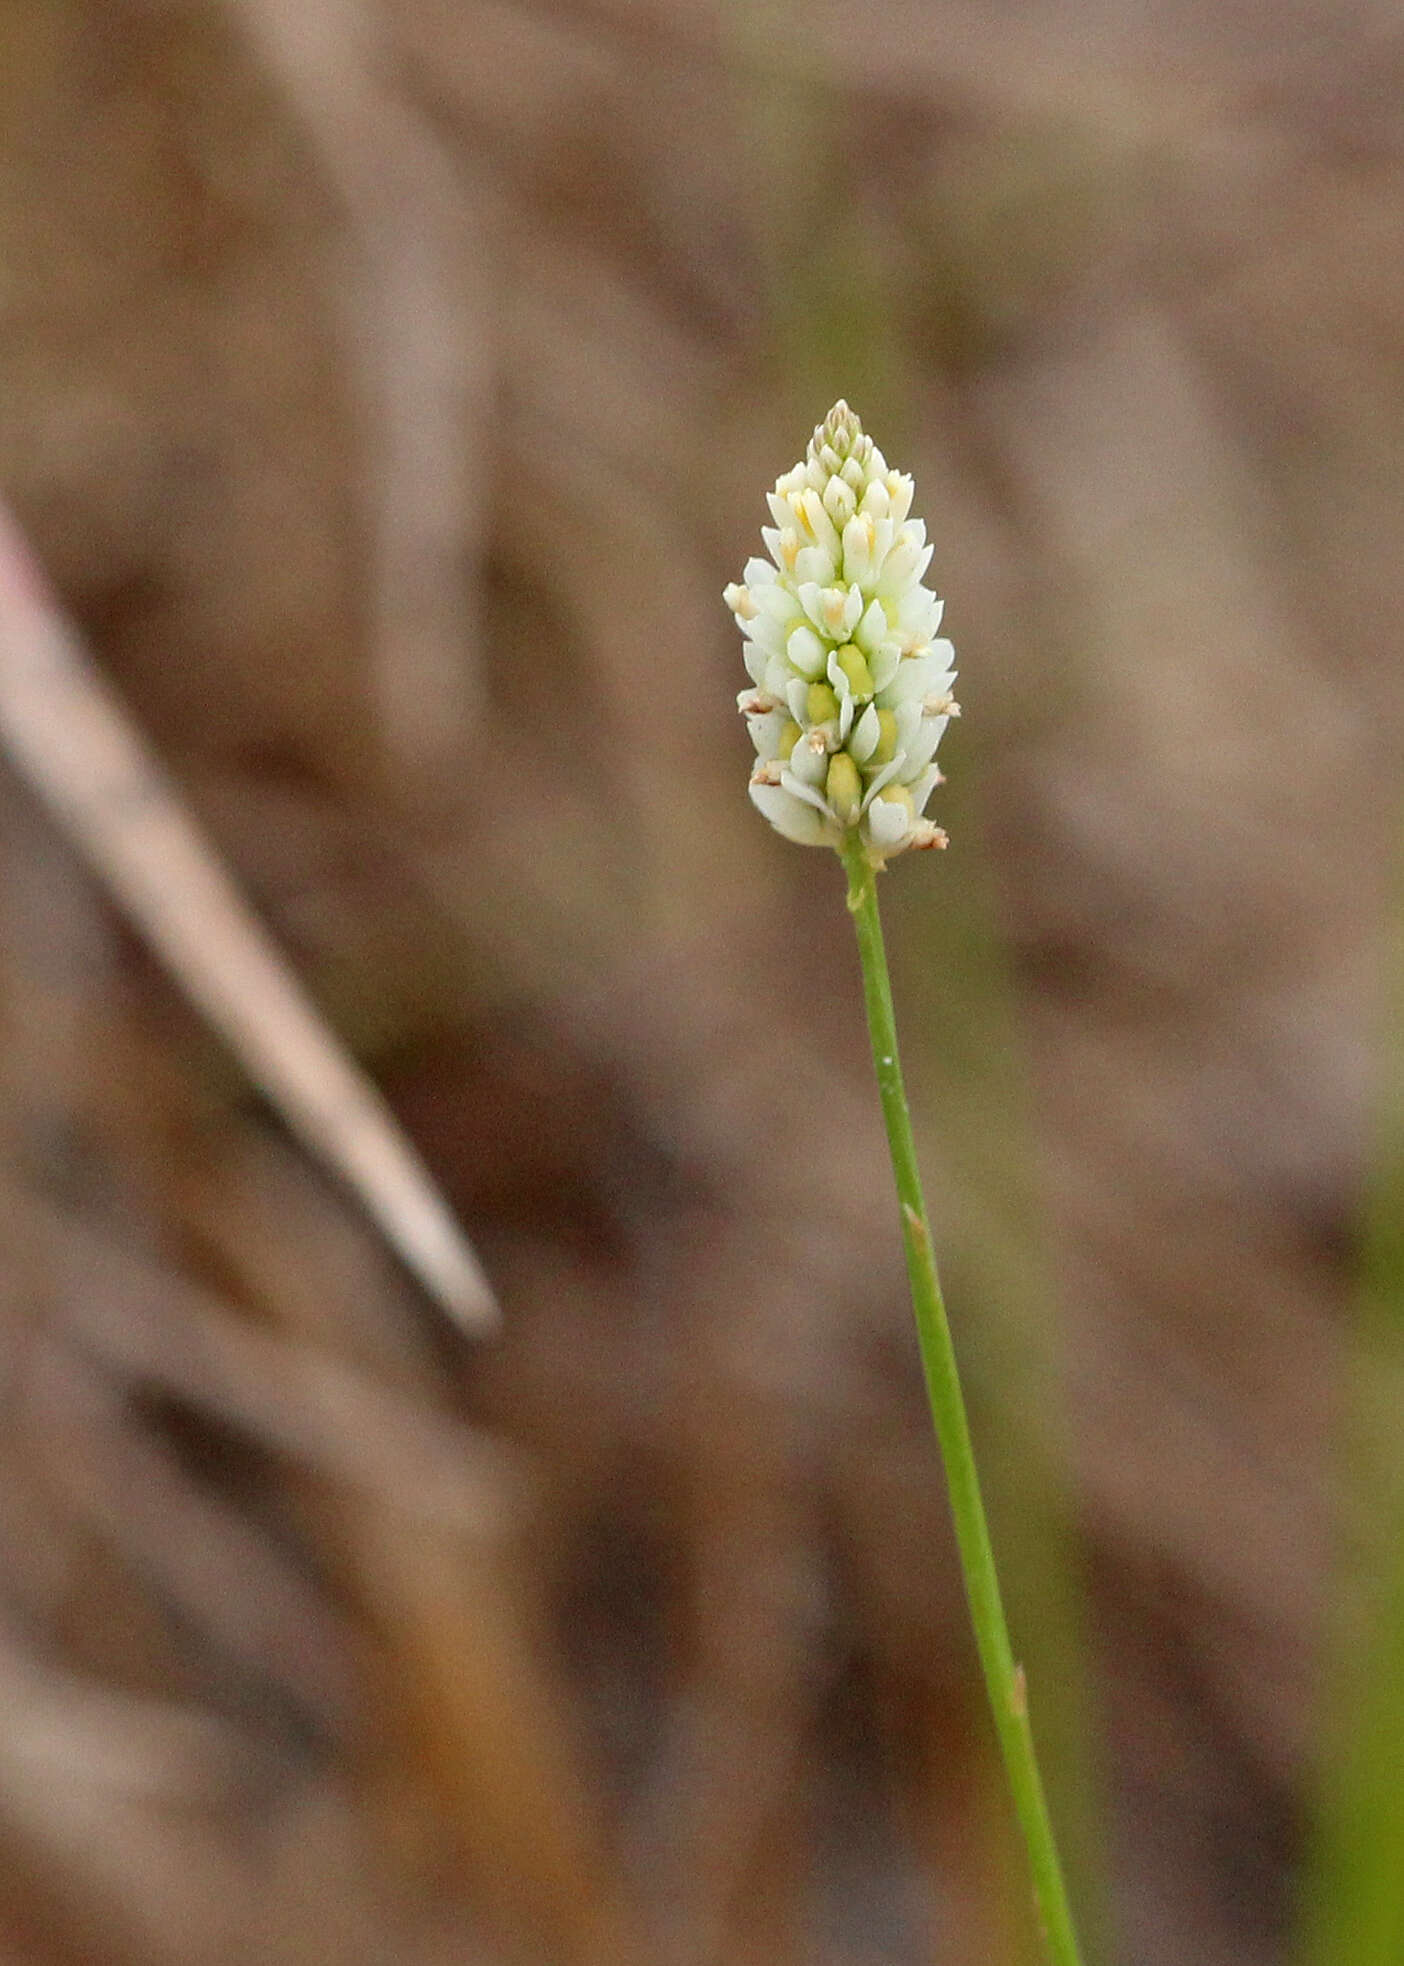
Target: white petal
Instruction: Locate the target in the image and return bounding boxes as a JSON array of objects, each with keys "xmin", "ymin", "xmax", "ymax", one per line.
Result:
[
  {"xmin": 786, "ymin": 729, "xmax": 829, "ymax": 786},
  {"xmin": 750, "ymin": 780, "xmax": 830, "ymax": 846},
  {"xmin": 745, "ymin": 614, "xmax": 788, "ymax": 659},
  {"xmin": 878, "ymin": 523, "xmax": 928, "ymax": 595},
  {"xmin": 849, "ymin": 703, "xmax": 881, "ymax": 764},
  {"xmin": 886, "ymin": 472, "xmax": 914, "ymax": 525},
  {"xmin": 860, "ymin": 757, "xmax": 905, "ymax": 809},
  {"xmin": 854, "ymin": 598, "xmax": 888, "ymax": 654},
  {"xmin": 787, "ymin": 624, "xmax": 828, "ymax": 679},
  {"xmin": 867, "ymin": 515, "xmax": 896, "ymax": 579},
  {"xmin": 786, "ymin": 676, "xmax": 809, "ymax": 722},
  {"xmin": 779, "ymin": 770, "xmax": 839, "ymax": 821},
  {"xmin": 798, "ymin": 488, "xmax": 841, "ymax": 560},
  {"xmin": 755, "ymin": 582, "xmax": 800, "ymax": 623},
  {"xmin": 748, "ymin": 709, "xmax": 790, "ymax": 758},
  {"xmin": 763, "ymin": 652, "xmax": 792, "ymax": 696},
  {"xmin": 794, "ymin": 545, "xmax": 837, "ymax": 585},
  {"xmin": 895, "ymin": 587, "xmax": 943, "ymax": 640},
  {"xmin": 842, "ymin": 513, "xmax": 874, "ymax": 588},
  {"xmin": 870, "ymin": 641, "xmax": 902, "ymax": 692},
  {"xmin": 866, "ymin": 797, "xmax": 911, "ymax": 850},
  {"xmin": 796, "ymin": 581, "xmax": 826, "ymax": 630},
  {"xmin": 904, "ymin": 715, "xmax": 947, "ymax": 774},
  {"xmin": 894, "ymin": 701, "xmax": 922, "ymax": 753},
  {"xmin": 878, "ymin": 651, "xmax": 946, "ymax": 707},
  {"xmin": 909, "ymin": 764, "xmax": 943, "ymax": 814}
]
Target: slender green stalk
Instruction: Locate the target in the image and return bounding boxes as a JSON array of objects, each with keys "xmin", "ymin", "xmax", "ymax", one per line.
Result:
[
  {"xmin": 1295, "ymin": 877, "xmax": 1404, "ymax": 1965},
  {"xmin": 840, "ymin": 832, "xmax": 1084, "ymax": 1966}
]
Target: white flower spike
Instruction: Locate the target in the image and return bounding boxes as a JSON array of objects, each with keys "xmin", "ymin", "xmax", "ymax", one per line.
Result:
[{"xmin": 725, "ymin": 402, "xmax": 956, "ymax": 867}]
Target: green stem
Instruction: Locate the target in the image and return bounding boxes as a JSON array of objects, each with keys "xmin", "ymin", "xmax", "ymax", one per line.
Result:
[{"xmin": 840, "ymin": 833, "xmax": 1084, "ymax": 1966}]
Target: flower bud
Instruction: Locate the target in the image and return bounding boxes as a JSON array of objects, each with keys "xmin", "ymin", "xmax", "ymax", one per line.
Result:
[
  {"xmin": 833, "ymin": 644, "xmax": 875, "ymax": 699},
  {"xmin": 806, "ymin": 682, "xmax": 841, "ymax": 728},
  {"xmin": 868, "ymin": 708, "xmax": 898, "ymax": 768},
  {"xmin": 826, "ymin": 752, "xmax": 863, "ymax": 825}
]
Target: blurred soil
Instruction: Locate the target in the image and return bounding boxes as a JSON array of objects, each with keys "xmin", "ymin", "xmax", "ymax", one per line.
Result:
[{"xmin": 1, "ymin": 2, "xmax": 1403, "ymax": 1962}]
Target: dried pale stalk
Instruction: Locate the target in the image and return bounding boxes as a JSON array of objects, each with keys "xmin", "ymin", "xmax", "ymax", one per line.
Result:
[{"xmin": 0, "ymin": 501, "xmax": 496, "ymax": 1332}]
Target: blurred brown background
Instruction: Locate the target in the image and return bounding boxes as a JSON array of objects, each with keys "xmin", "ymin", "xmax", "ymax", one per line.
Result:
[{"xmin": 1, "ymin": 1, "xmax": 1402, "ymax": 1962}]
